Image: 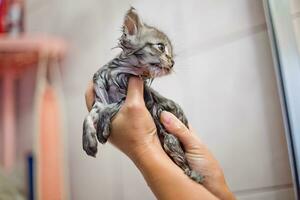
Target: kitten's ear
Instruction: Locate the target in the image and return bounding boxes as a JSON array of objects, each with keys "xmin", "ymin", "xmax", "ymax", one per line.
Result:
[{"xmin": 123, "ymin": 7, "xmax": 143, "ymax": 36}]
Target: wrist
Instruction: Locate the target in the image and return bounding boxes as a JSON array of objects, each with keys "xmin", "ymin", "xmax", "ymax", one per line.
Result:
[
  {"xmin": 128, "ymin": 138, "xmax": 165, "ymax": 165},
  {"xmin": 129, "ymin": 141, "xmax": 185, "ymax": 193},
  {"xmin": 121, "ymin": 125, "xmax": 160, "ymax": 161}
]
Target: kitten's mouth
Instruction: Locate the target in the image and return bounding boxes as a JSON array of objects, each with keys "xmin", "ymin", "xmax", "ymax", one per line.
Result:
[
  {"xmin": 151, "ymin": 63, "xmax": 171, "ymax": 71},
  {"xmin": 149, "ymin": 62, "xmax": 164, "ymax": 68},
  {"xmin": 142, "ymin": 63, "xmax": 172, "ymax": 78}
]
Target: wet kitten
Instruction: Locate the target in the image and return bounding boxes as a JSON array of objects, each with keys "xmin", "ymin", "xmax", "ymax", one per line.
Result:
[{"xmin": 82, "ymin": 7, "xmax": 204, "ymax": 183}]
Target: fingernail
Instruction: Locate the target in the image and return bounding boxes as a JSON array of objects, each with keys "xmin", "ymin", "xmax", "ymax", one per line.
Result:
[{"xmin": 161, "ymin": 111, "xmax": 172, "ymax": 125}]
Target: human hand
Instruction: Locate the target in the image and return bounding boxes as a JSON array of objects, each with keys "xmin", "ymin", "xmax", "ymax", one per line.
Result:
[
  {"xmin": 85, "ymin": 78, "xmax": 235, "ymax": 199},
  {"xmin": 85, "ymin": 77, "xmax": 162, "ymax": 160},
  {"xmin": 160, "ymin": 111, "xmax": 236, "ymax": 200}
]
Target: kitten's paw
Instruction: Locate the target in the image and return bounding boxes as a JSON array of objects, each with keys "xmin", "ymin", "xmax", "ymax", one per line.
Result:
[
  {"xmin": 97, "ymin": 123, "xmax": 109, "ymax": 144},
  {"xmin": 83, "ymin": 134, "xmax": 98, "ymax": 157},
  {"xmin": 185, "ymin": 169, "xmax": 205, "ymax": 184},
  {"xmin": 83, "ymin": 119, "xmax": 98, "ymax": 157}
]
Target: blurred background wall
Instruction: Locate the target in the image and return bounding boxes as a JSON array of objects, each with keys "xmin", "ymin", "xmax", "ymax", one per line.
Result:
[{"xmin": 19, "ymin": 0, "xmax": 300, "ymax": 199}]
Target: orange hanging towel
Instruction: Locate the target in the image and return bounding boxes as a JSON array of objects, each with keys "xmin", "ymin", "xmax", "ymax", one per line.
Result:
[{"xmin": 38, "ymin": 86, "xmax": 65, "ymax": 200}]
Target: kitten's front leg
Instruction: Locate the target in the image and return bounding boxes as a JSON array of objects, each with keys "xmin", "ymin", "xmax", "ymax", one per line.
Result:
[
  {"xmin": 96, "ymin": 102, "xmax": 122, "ymax": 144},
  {"xmin": 83, "ymin": 101, "xmax": 121, "ymax": 156},
  {"xmin": 83, "ymin": 101, "xmax": 101, "ymax": 157},
  {"xmin": 83, "ymin": 69, "xmax": 112, "ymax": 156}
]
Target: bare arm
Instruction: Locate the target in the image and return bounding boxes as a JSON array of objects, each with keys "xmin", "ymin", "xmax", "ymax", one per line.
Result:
[{"xmin": 131, "ymin": 142, "xmax": 218, "ymax": 200}]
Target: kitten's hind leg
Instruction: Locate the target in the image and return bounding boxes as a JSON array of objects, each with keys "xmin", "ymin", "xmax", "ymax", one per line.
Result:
[
  {"xmin": 145, "ymin": 87, "xmax": 204, "ymax": 183},
  {"xmin": 96, "ymin": 102, "xmax": 122, "ymax": 144},
  {"xmin": 83, "ymin": 102, "xmax": 102, "ymax": 157},
  {"xmin": 162, "ymin": 130, "xmax": 204, "ymax": 183},
  {"xmin": 159, "ymin": 107, "xmax": 204, "ymax": 183}
]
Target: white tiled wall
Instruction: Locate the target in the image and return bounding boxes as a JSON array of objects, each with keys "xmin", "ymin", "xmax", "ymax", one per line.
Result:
[{"xmin": 24, "ymin": 0, "xmax": 296, "ymax": 199}]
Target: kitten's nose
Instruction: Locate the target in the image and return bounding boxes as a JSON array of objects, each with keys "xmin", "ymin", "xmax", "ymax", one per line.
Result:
[{"xmin": 170, "ymin": 60, "xmax": 174, "ymax": 68}]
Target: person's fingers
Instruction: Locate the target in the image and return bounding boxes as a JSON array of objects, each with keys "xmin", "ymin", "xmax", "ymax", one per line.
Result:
[
  {"xmin": 160, "ymin": 111, "xmax": 194, "ymax": 146},
  {"xmin": 85, "ymin": 81, "xmax": 95, "ymax": 112},
  {"xmin": 125, "ymin": 77, "xmax": 145, "ymax": 108}
]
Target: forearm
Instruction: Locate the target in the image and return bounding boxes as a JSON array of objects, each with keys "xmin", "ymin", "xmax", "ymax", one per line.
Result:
[{"xmin": 130, "ymin": 144, "xmax": 218, "ymax": 200}]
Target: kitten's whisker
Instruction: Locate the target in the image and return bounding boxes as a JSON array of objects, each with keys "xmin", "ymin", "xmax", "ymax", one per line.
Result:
[{"xmin": 111, "ymin": 46, "xmax": 120, "ymax": 50}]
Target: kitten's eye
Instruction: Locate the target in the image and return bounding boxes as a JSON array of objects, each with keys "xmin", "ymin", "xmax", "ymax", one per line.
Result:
[{"xmin": 156, "ymin": 43, "xmax": 165, "ymax": 52}]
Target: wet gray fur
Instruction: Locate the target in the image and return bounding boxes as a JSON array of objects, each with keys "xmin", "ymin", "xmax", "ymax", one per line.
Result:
[{"xmin": 82, "ymin": 7, "xmax": 204, "ymax": 184}]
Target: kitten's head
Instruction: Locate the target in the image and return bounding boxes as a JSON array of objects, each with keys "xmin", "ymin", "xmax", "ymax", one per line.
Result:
[{"xmin": 120, "ymin": 7, "xmax": 174, "ymax": 78}]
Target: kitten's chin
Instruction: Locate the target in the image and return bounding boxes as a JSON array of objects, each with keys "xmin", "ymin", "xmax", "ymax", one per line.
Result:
[{"xmin": 142, "ymin": 65, "xmax": 171, "ymax": 78}]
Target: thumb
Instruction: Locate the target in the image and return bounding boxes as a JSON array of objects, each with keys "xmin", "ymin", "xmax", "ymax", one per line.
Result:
[
  {"xmin": 125, "ymin": 77, "xmax": 145, "ymax": 105},
  {"xmin": 160, "ymin": 111, "xmax": 195, "ymax": 147}
]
